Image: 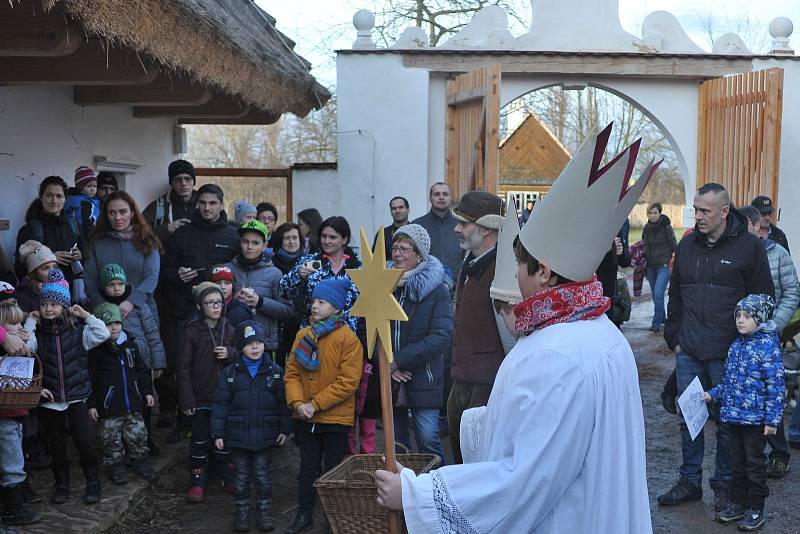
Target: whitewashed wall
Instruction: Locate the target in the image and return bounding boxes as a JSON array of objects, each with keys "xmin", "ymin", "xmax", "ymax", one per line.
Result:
[
  {"xmin": 291, "ymin": 166, "xmax": 340, "ymax": 220},
  {"xmin": 0, "ymin": 86, "xmax": 175, "ymax": 259}
]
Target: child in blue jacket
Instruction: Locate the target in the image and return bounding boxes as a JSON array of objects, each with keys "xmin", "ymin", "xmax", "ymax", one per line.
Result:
[{"xmin": 703, "ymin": 293, "xmax": 785, "ymax": 531}]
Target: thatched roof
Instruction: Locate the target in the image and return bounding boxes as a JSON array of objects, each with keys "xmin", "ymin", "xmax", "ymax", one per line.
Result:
[{"xmin": 41, "ymin": 0, "xmax": 330, "ymax": 117}]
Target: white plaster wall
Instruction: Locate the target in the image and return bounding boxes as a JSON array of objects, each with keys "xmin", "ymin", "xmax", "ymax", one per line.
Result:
[
  {"xmin": 291, "ymin": 167, "xmax": 339, "ymax": 220},
  {"xmin": 754, "ymin": 59, "xmax": 799, "ymax": 259},
  {"xmin": 336, "ymin": 54, "xmax": 431, "ymax": 240},
  {"xmin": 0, "ymin": 86, "xmax": 175, "ymax": 258}
]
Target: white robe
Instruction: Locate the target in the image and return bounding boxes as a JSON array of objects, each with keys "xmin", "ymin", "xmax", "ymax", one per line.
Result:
[{"xmin": 401, "ymin": 315, "xmax": 652, "ymax": 533}]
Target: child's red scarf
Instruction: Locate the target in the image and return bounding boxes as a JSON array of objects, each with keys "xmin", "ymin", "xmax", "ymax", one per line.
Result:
[{"xmin": 513, "ymin": 277, "xmax": 610, "ymax": 336}]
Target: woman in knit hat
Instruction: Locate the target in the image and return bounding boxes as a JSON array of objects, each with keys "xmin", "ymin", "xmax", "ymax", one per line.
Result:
[
  {"xmin": 16, "ymin": 240, "xmax": 57, "ymax": 312},
  {"xmin": 26, "ymin": 267, "xmax": 109, "ymax": 505},
  {"xmin": 387, "ymin": 224, "xmax": 452, "ymax": 464},
  {"xmin": 15, "ymin": 176, "xmax": 85, "ymax": 283}
]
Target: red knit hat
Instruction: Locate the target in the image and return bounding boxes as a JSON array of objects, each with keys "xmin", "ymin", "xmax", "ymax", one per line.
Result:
[
  {"xmin": 74, "ymin": 166, "xmax": 97, "ymax": 190},
  {"xmin": 211, "ymin": 265, "xmax": 234, "ymax": 284}
]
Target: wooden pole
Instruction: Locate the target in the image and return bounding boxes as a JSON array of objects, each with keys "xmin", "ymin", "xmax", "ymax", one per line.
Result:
[{"xmin": 376, "ymin": 338, "xmax": 401, "ymax": 534}]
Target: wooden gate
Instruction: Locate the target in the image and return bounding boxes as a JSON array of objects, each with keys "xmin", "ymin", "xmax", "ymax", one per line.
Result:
[
  {"xmin": 697, "ymin": 68, "xmax": 783, "ymax": 212},
  {"xmin": 445, "ymin": 63, "xmax": 501, "ymax": 200}
]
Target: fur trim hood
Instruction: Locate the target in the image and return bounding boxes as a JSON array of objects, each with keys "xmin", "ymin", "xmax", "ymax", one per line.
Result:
[{"xmin": 391, "ymin": 255, "xmax": 446, "ymax": 303}]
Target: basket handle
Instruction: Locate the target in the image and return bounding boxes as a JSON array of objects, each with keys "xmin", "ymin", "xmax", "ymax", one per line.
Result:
[{"xmin": 349, "ymin": 468, "xmax": 376, "ymax": 483}]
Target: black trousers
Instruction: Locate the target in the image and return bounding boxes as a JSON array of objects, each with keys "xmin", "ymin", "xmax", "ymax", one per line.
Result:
[
  {"xmin": 294, "ymin": 423, "xmax": 348, "ymax": 513},
  {"xmin": 729, "ymin": 424, "xmax": 769, "ymax": 509},
  {"xmin": 39, "ymin": 402, "xmax": 98, "ymax": 476},
  {"xmin": 766, "ymin": 415, "xmax": 791, "ymax": 463}
]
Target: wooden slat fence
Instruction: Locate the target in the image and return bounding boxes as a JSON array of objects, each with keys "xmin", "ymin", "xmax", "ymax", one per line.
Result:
[
  {"xmin": 697, "ymin": 68, "xmax": 783, "ymax": 211},
  {"xmin": 445, "ymin": 63, "xmax": 501, "ymax": 200}
]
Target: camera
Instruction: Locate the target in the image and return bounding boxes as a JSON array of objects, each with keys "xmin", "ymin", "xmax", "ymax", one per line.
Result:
[{"xmin": 304, "ymin": 260, "xmax": 322, "ymax": 271}]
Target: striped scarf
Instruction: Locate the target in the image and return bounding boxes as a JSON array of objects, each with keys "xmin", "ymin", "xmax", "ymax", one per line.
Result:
[{"xmin": 293, "ymin": 313, "xmax": 346, "ymax": 371}]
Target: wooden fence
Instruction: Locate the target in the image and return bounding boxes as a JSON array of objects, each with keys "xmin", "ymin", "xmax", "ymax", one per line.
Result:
[{"xmin": 697, "ymin": 68, "xmax": 783, "ymax": 213}]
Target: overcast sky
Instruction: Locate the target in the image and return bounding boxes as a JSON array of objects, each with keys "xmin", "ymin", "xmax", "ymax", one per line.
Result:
[{"xmin": 259, "ymin": 0, "xmax": 800, "ymax": 89}]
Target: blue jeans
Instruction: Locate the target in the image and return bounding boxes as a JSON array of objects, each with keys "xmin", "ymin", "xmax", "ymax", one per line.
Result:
[
  {"xmin": 0, "ymin": 419, "xmax": 26, "ymax": 486},
  {"xmin": 646, "ymin": 265, "xmax": 670, "ymax": 327},
  {"xmin": 394, "ymin": 407, "xmax": 447, "ymax": 465},
  {"xmin": 676, "ymin": 352, "xmax": 731, "ymax": 488},
  {"xmin": 231, "ymin": 448, "xmax": 272, "ymax": 504}
]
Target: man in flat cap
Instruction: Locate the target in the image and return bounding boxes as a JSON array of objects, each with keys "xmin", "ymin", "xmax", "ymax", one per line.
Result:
[{"xmin": 447, "ymin": 190, "xmax": 513, "ymax": 464}]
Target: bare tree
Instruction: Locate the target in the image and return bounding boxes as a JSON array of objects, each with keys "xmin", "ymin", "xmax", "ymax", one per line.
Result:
[{"xmin": 695, "ymin": 9, "xmax": 769, "ymax": 53}]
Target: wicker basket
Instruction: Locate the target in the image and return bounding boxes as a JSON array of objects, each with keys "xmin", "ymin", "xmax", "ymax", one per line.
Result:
[
  {"xmin": 0, "ymin": 355, "xmax": 43, "ymax": 410},
  {"xmin": 315, "ymin": 453, "xmax": 440, "ymax": 534}
]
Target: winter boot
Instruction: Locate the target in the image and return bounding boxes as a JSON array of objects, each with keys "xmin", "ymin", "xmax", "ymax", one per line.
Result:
[
  {"xmin": 713, "ymin": 486, "xmax": 731, "ymax": 513},
  {"xmin": 255, "ymin": 500, "xmax": 275, "ymax": 532},
  {"xmin": 19, "ymin": 478, "xmax": 41, "ymax": 504},
  {"xmin": 285, "ymin": 511, "xmax": 314, "ymax": 533},
  {"xmin": 186, "ymin": 468, "xmax": 207, "ymax": 503},
  {"xmin": 129, "ymin": 460, "xmax": 156, "ymax": 481},
  {"xmin": 233, "ymin": 501, "xmax": 250, "ymax": 532},
  {"xmin": 50, "ymin": 468, "xmax": 69, "ymax": 504},
  {"xmin": 657, "ymin": 478, "xmax": 702, "ymax": 506},
  {"xmin": 84, "ymin": 480, "xmax": 101, "ymax": 505},
  {"xmin": 0, "ymin": 484, "xmax": 42, "ymax": 526},
  {"xmin": 109, "ymin": 463, "xmax": 128, "ymax": 485},
  {"xmin": 738, "ymin": 508, "xmax": 766, "ymax": 531}
]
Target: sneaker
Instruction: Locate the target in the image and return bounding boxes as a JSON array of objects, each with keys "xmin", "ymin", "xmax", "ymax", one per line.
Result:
[
  {"xmin": 285, "ymin": 512, "xmax": 313, "ymax": 533},
  {"xmin": 109, "ymin": 464, "xmax": 128, "ymax": 485},
  {"xmin": 738, "ymin": 508, "xmax": 765, "ymax": 531},
  {"xmin": 717, "ymin": 502, "xmax": 746, "ymax": 524},
  {"xmin": 714, "ymin": 487, "xmax": 731, "ymax": 513},
  {"xmin": 657, "ymin": 478, "xmax": 702, "ymax": 506},
  {"xmin": 766, "ymin": 457, "xmax": 790, "ymax": 479}
]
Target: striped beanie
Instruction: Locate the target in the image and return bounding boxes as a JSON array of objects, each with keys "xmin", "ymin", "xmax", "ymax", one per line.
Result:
[
  {"xmin": 40, "ymin": 268, "xmax": 71, "ymax": 308},
  {"xmin": 74, "ymin": 166, "xmax": 97, "ymax": 190}
]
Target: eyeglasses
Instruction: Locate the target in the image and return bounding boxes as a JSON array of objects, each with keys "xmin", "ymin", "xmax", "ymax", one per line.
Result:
[
  {"xmin": 391, "ymin": 246, "xmax": 416, "ymax": 255},
  {"xmin": 203, "ymin": 300, "xmax": 224, "ymax": 308}
]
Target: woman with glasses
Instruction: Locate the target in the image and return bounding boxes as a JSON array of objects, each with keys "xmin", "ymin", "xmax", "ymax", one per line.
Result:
[{"xmin": 387, "ymin": 224, "xmax": 452, "ymax": 464}]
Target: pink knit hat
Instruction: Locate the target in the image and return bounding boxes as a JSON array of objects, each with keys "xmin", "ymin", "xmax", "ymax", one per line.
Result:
[
  {"xmin": 74, "ymin": 166, "xmax": 97, "ymax": 190},
  {"xmin": 18, "ymin": 240, "xmax": 57, "ymax": 274}
]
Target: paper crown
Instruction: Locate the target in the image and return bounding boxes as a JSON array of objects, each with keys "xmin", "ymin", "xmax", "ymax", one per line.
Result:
[
  {"xmin": 518, "ymin": 123, "xmax": 662, "ymax": 282},
  {"xmin": 490, "ymin": 202, "xmax": 523, "ymax": 304}
]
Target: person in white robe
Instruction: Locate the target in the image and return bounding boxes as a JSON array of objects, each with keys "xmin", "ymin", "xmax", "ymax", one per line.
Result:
[{"xmin": 375, "ymin": 123, "xmax": 657, "ymax": 533}]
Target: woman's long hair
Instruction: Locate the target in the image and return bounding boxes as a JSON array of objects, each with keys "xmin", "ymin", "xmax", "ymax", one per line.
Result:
[
  {"xmin": 24, "ymin": 176, "xmax": 68, "ymax": 223},
  {"xmin": 90, "ymin": 191, "xmax": 162, "ymax": 256},
  {"xmin": 273, "ymin": 222, "xmax": 301, "ymax": 253},
  {"xmin": 298, "ymin": 208, "xmax": 323, "ymax": 251}
]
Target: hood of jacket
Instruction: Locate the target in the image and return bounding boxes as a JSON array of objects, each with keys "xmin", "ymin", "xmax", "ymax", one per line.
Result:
[
  {"xmin": 695, "ymin": 208, "xmax": 748, "ymax": 247},
  {"xmin": 646, "ymin": 214, "xmax": 672, "ymax": 230},
  {"xmin": 390, "ymin": 256, "xmax": 445, "ymax": 303},
  {"xmin": 232, "ymin": 253, "xmax": 273, "ymax": 272}
]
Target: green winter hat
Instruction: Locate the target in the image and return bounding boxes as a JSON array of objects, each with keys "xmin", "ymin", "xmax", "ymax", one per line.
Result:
[
  {"xmin": 99, "ymin": 263, "xmax": 128, "ymax": 288},
  {"xmin": 94, "ymin": 302, "xmax": 123, "ymax": 325},
  {"xmin": 238, "ymin": 219, "xmax": 270, "ymax": 242}
]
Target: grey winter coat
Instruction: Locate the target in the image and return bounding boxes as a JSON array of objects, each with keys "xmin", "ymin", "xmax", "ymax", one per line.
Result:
[
  {"xmin": 765, "ymin": 240, "xmax": 800, "ymax": 331},
  {"xmin": 390, "ymin": 256, "xmax": 453, "ymax": 408},
  {"xmin": 225, "ymin": 255, "xmax": 293, "ymax": 351},
  {"xmin": 85, "ymin": 231, "xmax": 161, "ymax": 317},
  {"xmin": 120, "ymin": 304, "xmax": 167, "ymax": 370}
]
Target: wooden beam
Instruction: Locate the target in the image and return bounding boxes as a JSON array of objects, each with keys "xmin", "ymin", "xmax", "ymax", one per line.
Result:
[
  {"xmin": 194, "ymin": 168, "xmax": 291, "ymax": 178},
  {"xmin": 0, "ymin": 1, "xmax": 81, "ymax": 57},
  {"xmin": 401, "ymin": 51, "xmax": 758, "ymax": 79},
  {"xmin": 133, "ymin": 95, "xmax": 249, "ymax": 119},
  {"xmin": 74, "ymin": 74, "xmax": 213, "ymax": 106},
  {"xmin": 447, "ymin": 86, "xmax": 485, "ymax": 106},
  {"xmin": 177, "ymin": 111, "xmax": 281, "ymax": 125},
  {"xmin": 0, "ymin": 39, "xmax": 159, "ymax": 85}
]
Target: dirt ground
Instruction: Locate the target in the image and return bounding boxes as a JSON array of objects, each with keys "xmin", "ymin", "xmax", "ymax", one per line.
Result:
[{"xmin": 104, "ymin": 288, "xmax": 800, "ymax": 534}]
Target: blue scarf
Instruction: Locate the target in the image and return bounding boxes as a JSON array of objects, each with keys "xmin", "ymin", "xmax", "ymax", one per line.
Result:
[
  {"xmin": 244, "ymin": 356, "xmax": 262, "ymax": 378},
  {"xmin": 293, "ymin": 313, "xmax": 346, "ymax": 371}
]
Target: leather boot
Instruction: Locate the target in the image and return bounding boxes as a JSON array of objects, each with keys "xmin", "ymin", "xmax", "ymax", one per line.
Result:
[
  {"xmin": 233, "ymin": 501, "xmax": 250, "ymax": 533},
  {"xmin": 255, "ymin": 500, "xmax": 275, "ymax": 532},
  {"xmin": 0, "ymin": 484, "xmax": 42, "ymax": 525},
  {"xmin": 50, "ymin": 468, "xmax": 69, "ymax": 504}
]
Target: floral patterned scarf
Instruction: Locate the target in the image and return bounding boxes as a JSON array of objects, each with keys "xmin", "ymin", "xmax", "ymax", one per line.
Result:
[{"xmin": 513, "ymin": 277, "xmax": 610, "ymax": 336}]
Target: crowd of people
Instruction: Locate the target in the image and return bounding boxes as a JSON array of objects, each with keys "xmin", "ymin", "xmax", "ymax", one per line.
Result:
[{"xmin": 0, "ymin": 160, "xmax": 796, "ymax": 533}]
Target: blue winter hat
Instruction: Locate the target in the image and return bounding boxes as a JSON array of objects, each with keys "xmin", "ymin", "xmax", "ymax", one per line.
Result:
[
  {"xmin": 234, "ymin": 200, "xmax": 257, "ymax": 225},
  {"xmin": 312, "ymin": 278, "xmax": 350, "ymax": 311},
  {"xmin": 40, "ymin": 268, "xmax": 71, "ymax": 308},
  {"xmin": 236, "ymin": 320, "xmax": 267, "ymax": 352},
  {"xmin": 735, "ymin": 293, "xmax": 775, "ymax": 327}
]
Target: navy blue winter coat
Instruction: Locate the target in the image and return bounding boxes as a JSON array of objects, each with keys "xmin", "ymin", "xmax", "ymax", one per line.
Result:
[
  {"xmin": 390, "ymin": 256, "xmax": 453, "ymax": 408},
  {"xmin": 210, "ymin": 356, "xmax": 292, "ymax": 450}
]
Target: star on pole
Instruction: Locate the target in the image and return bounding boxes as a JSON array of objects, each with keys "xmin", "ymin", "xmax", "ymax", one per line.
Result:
[{"xmin": 349, "ymin": 227, "xmax": 408, "ymax": 362}]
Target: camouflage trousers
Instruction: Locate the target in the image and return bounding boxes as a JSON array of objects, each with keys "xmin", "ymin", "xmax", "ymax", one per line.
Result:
[{"xmin": 100, "ymin": 413, "xmax": 149, "ymax": 466}]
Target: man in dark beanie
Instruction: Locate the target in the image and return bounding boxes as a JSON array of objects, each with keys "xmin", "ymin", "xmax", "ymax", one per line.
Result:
[
  {"xmin": 142, "ymin": 159, "xmax": 200, "ymax": 437},
  {"xmin": 96, "ymin": 172, "xmax": 118, "ymax": 202},
  {"xmin": 447, "ymin": 190, "xmax": 516, "ymax": 464}
]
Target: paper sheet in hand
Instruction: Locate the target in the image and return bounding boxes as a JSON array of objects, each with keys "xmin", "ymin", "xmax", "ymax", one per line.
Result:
[
  {"xmin": 0, "ymin": 357, "xmax": 35, "ymax": 388},
  {"xmin": 677, "ymin": 376, "xmax": 708, "ymax": 441}
]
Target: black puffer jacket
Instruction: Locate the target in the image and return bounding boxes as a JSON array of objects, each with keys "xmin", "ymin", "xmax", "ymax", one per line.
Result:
[
  {"xmin": 88, "ymin": 334, "xmax": 153, "ymax": 417},
  {"xmin": 210, "ymin": 356, "xmax": 292, "ymax": 450},
  {"xmin": 35, "ymin": 315, "xmax": 109, "ymax": 402},
  {"xmin": 664, "ymin": 210, "xmax": 775, "ymax": 361},
  {"xmin": 391, "ymin": 257, "xmax": 453, "ymax": 408},
  {"xmin": 643, "ymin": 214, "xmax": 678, "ymax": 267},
  {"xmin": 162, "ymin": 211, "xmax": 239, "ymax": 320},
  {"xmin": 15, "ymin": 210, "xmax": 85, "ymax": 281}
]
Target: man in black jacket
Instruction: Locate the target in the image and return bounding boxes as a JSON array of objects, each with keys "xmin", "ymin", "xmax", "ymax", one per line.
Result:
[
  {"xmin": 658, "ymin": 183, "xmax": 774, "ymax": 516},
  {"xmin": 751, "ymin": 195, "xmax": 790, "ymax": 254}
]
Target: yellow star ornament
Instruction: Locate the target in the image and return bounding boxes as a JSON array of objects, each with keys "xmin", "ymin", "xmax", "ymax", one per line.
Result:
[{"xmin": 349, "ymin": 227, "xmax": 408, "ymax": 362}]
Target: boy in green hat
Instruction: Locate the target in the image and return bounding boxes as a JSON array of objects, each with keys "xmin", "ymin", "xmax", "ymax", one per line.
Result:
[{"xmin": 88, "ymin": 302, "xmax": 156, "ymax": 485}]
